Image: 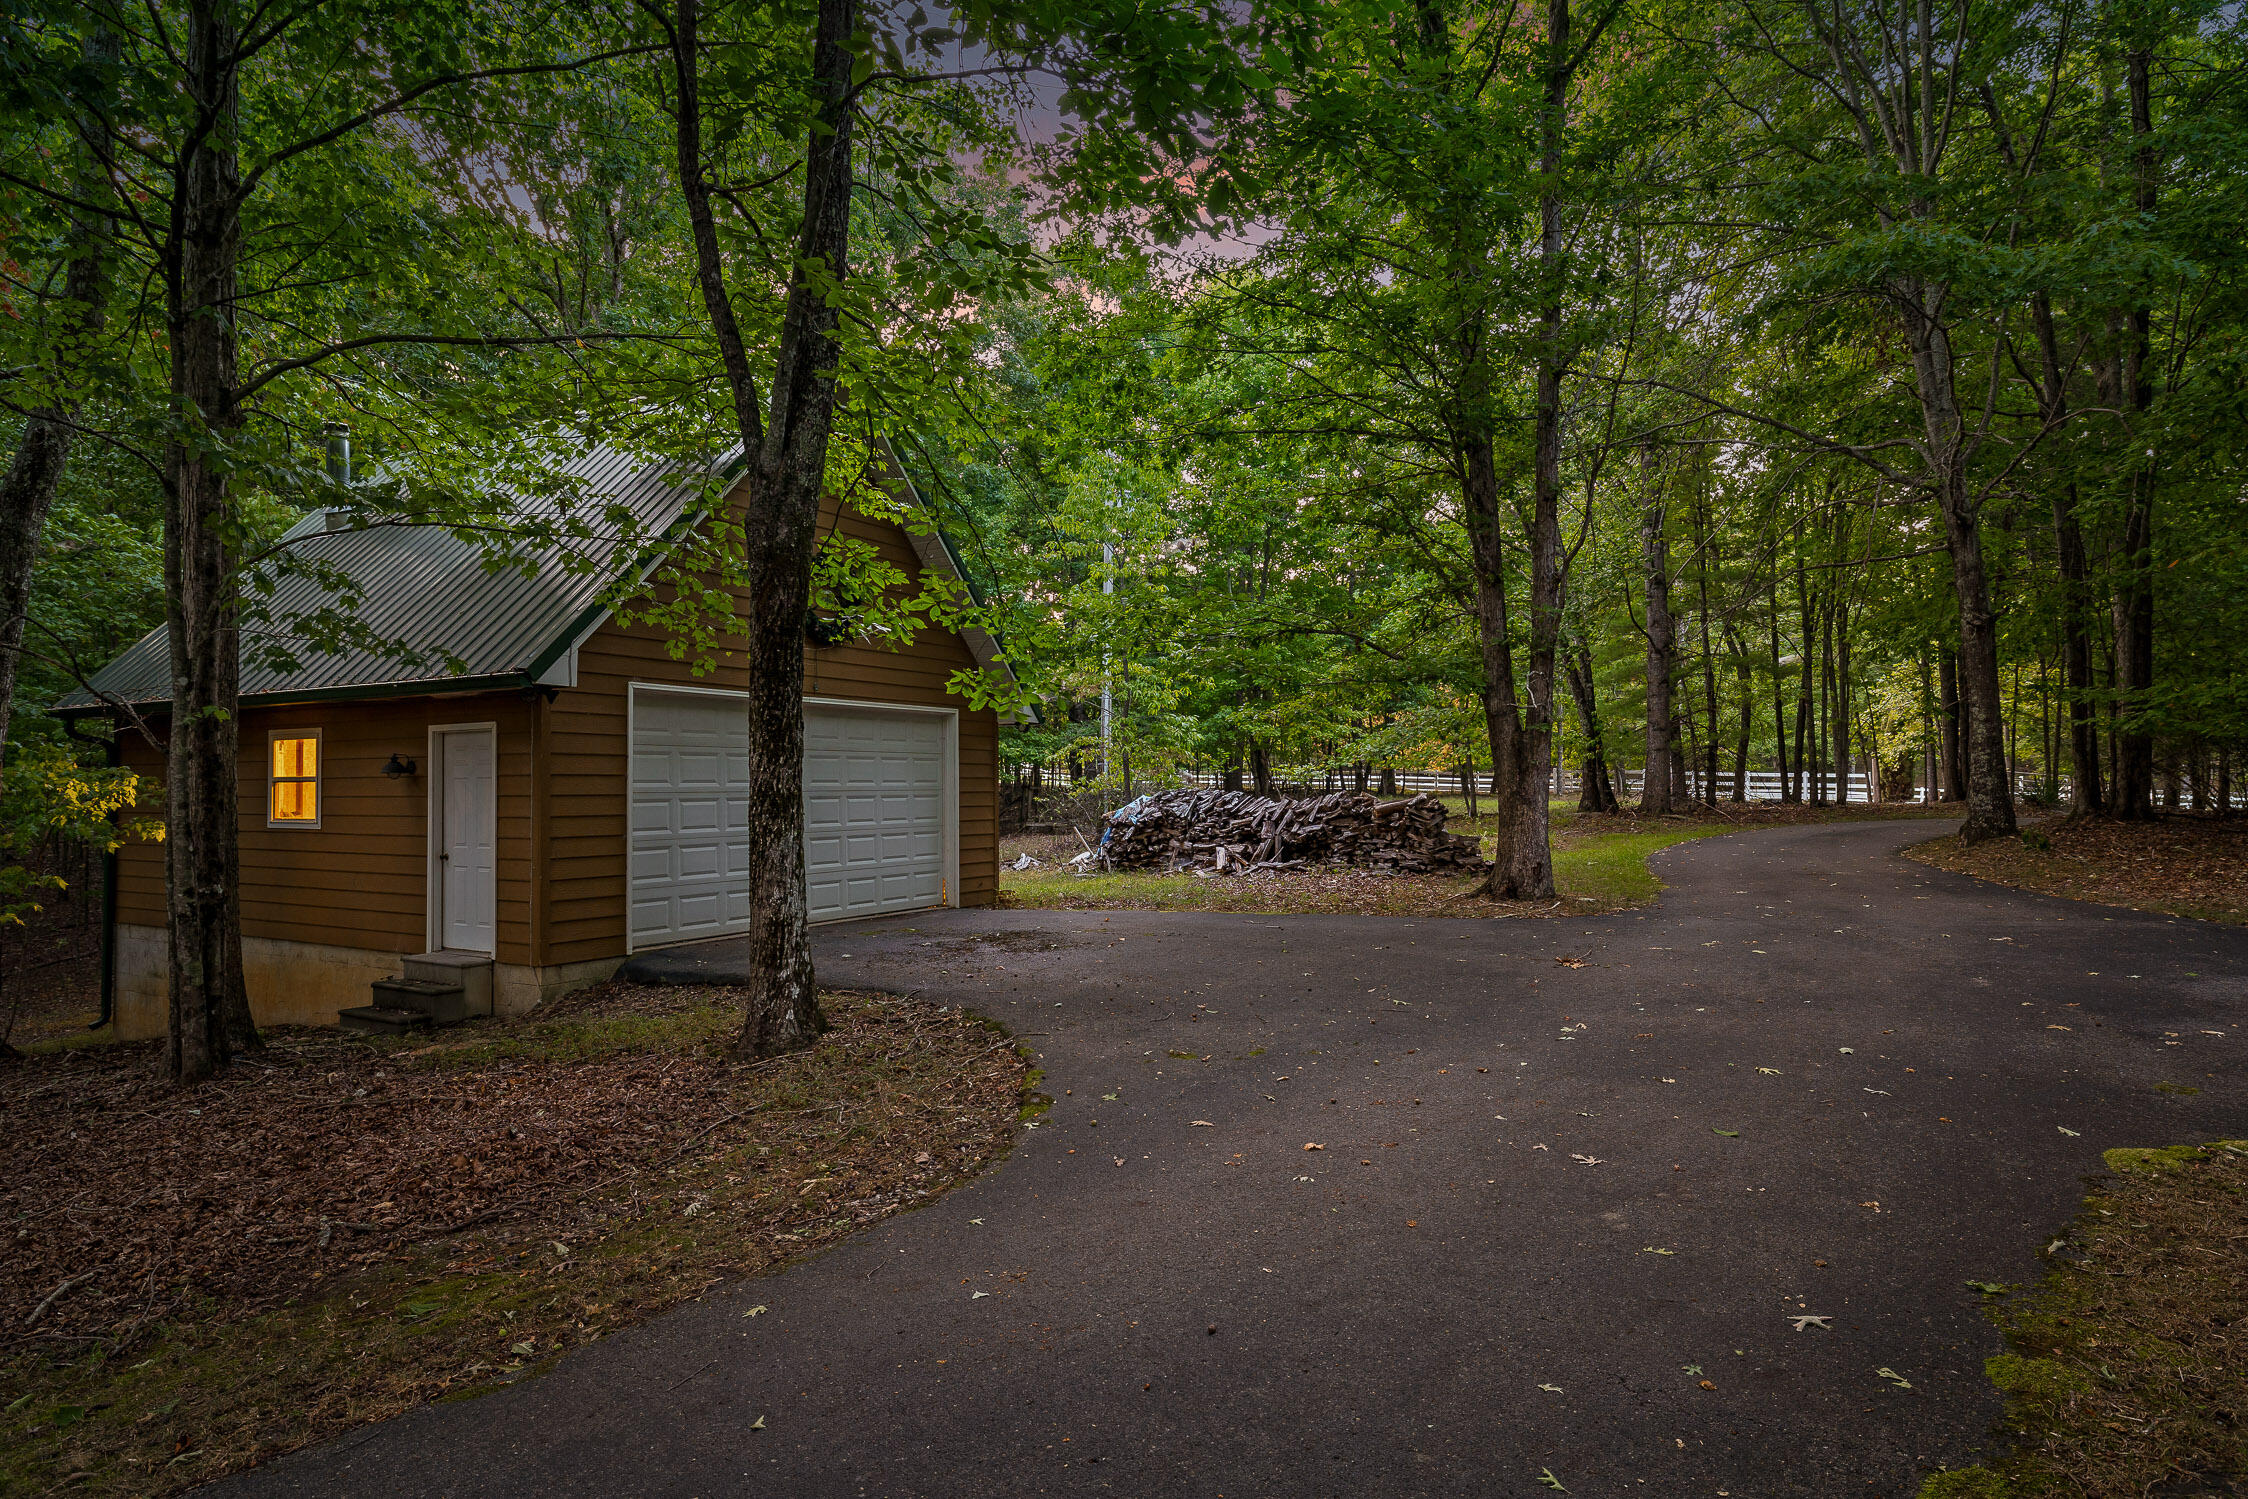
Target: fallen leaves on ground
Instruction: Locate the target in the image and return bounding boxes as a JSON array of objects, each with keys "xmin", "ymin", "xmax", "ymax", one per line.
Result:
[
  {"xmin": 0, "ymin": 986, "xmax": 1026, "ymax": 1498},
  {"xmin": 1905, "ymin": 813, "xmax": 2248, "ymax": 925}
]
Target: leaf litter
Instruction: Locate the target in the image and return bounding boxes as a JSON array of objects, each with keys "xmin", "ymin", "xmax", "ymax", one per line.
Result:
[{"xmin": 0, "ymin": 985, "xmax": 1027, "ymax": 1497}]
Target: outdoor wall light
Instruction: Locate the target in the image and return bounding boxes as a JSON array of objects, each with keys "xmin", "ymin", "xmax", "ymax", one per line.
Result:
[{"xmin": 381, "ymin": 753, "xmax": 417, "ymax": 779}]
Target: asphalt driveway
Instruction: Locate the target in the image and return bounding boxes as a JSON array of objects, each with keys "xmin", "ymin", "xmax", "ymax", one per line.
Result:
[{"xmin": 225, "ymin": 818, "xmax": 2248, "ymax": 1497}]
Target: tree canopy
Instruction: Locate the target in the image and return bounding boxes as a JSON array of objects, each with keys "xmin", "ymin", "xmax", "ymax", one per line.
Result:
[{"xmin": 5, "ymin": 0, "xmax": 2245, "ymax": 1069}]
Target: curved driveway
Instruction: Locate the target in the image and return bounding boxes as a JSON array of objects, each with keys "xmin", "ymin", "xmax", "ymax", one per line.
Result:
[{"xmin": 229, "ymin": 819, "xmax": 2248, "ymax": 1497}]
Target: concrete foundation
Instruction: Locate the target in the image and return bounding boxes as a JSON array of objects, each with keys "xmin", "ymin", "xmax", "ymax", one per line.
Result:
[{"xmin": 110, "ymin": 925, "xmax": 623, "ymax": 1039}]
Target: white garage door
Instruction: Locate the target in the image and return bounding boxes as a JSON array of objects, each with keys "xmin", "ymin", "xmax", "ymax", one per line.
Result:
[
  {"xmin": 628, "ymin": 689, "xmax": 950, "ymax": 949},
  {"xmin": 629, "ymin": 690, "xmax": 752, "ymax": 947},
  {"xmin": 803, "ymin": 703, "xmax": 948, "ymax": 922}
]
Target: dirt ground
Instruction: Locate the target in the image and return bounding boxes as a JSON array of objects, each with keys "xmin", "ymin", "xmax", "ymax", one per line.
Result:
[
  {"xmin": 1, "ymin": 983, "xmax": 1030, "ymax": 1497},
  {"xmin": 1905, "ymin": 812, "xmax": 2248, "ymax": 926},
  {"xmin": 0, "ymin": 892, "xmax": 105, "ymax": 1051}
]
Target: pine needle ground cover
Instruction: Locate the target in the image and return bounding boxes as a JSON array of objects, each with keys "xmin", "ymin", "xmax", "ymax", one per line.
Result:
[
  {"xmin": 1922, "ymin": 1142, "xmax": 2248, "ymax": 1498},
  {"xmin": 1, "ymin": 986, "xmax": 1030, "ymax": 1497},
  {"xmin": 1002, "ymin": 802, "xmax": 1953, "ymax": 919},
  {"xmin": 1906, "ymin": 816, "xmax": 2248, "ymax": 927}
]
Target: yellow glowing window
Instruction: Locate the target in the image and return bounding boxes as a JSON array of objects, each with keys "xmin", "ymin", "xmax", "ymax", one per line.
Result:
[{"xmin": 269, "ymin": 733, "xmax": 320, "ymax": 825}]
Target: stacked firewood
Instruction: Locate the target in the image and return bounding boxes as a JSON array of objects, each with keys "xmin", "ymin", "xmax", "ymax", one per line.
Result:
[{"xmin": 1091, "ymin": 788, "xmax": 1488, "ymax": 875}]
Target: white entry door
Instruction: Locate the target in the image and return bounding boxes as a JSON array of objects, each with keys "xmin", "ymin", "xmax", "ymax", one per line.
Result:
[
  {"xmin": 432, "ymin": 725, "xmax": 496, "ymax": 953},
  {"xmin": 626, "ymin": 688, "xmax": 952, "ymax": 950}
]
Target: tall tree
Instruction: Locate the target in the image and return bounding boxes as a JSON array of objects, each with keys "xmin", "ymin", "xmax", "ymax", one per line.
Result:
[
  {"xmin": 647, "ymin": 0, "xmax": 1272, "ymax": 1051},
  {"xmin": 659, "ymin": 0, "xmax": 856, "ymax": 1054},
  {"xmin": 1704, "ymin": 1, "xmax": 2049, "ymax": 839},
  {"xmin": 1638, "ymin": 449, "xmax": 1676, "ymax": 812}
]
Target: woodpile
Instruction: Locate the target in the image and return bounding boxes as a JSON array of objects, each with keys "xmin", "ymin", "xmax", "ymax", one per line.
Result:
[{"xmin": 1091, "ymin": 788, "xmax": 1487, "ymax": 875}]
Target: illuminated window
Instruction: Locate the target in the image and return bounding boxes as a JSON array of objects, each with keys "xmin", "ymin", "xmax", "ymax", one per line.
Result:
[{"xmin": 268, "ymin": 731, "xmax": 321, "ymax": 826}]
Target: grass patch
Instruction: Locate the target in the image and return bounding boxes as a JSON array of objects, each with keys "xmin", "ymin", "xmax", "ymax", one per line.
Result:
[
  {"xmin": 20, "ymin": 1024, "xmax": 120, "ymax": 1057},
  {"xmin": 1552, "ymin": 826, "xmax": 1725, "ymax": 904},
  {"xmin": 1, "ymin": 987, "xmax": 1027, "ymax": 1498},
  {"xmin": 1918, "ymin": 1140, "xmax": 2248, "ymax": 1498}
]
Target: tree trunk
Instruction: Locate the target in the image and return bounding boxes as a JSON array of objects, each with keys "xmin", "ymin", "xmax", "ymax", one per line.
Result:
[
  {"xmin": 1638, "ymin": 448, "xmax": 1673, "ymax": 814},
  {"xmin": 1249, "ymin": 740, "xmax": 1275, "ymax": 797},
  {"xmin": 1900, "ymin": 302, "xmax": 2016, "ymax": 838},
  {"xmin": 161, "ymin": 0, "xmax": 263, "ymax": 1084},
  {"xmin": 2110, "ymin": 41, "xmax": 2160, "ymax": 821},
  {"xmin": 0, "ymin": 433, "xmax": 76, "ymax": 751},
  {"xmin": 1464, "ymin": 428, "xmax": 1551, "ymax": 896},
  {"xmin": 1694, "ymin": 499, "xmax": 1718, "ymax": 807},
  {"xmin": 1769, "ymin": 576, "xmax": 1792, "ymax": 801},
  {"xmin": 1919, "ymin": 656, "xmax": 1935, "ymax": 803},
  {"xmin": 1987, "ymin": 79, "xmax": 2103, "ymax": 817},
  {"xmin": 1468, "ymin": 0, "xmax": 1572, "ymax": 899},
  {"xmin": 1794, "ymin": 550, "xmax": 1815, "ymax": 804},
  {"xmin": 1938, "ymin": 650, "xmax": 1963, "ymax": 801},
  {"xmin": 2026, "ymin": 303, "xmax": 2103, "ymax": 814},
  {"xmin": 1565, "ymin": 643, "xmax": 1618, "ymax": 813},
  {"xmin": 1725, "ymin": 624, "xmax": 1750, "ymax": 802},
  {"xmin": 1812, "ymin": 595, "xmax": 1832, "ymax": 807},
  {"xmin": 1668, "ymin": 713, "xmax": 1689, "ymax": 805},
  {"xmin": 1377, "ymin": 765, "xmax": 1396, "ymax": 796},
  {"xmin": 668, "ymin": 0, "xmax": 857, "ymax": 1057},
  {"xmin": 1832, "ymin": 594, "xmax": 1851, "ymax": 804}
]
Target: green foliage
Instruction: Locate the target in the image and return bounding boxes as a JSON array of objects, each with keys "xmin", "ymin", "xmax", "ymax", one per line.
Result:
[{"xmin": 0, "ymin": 740, "xmax": 153, "ymax": 928}]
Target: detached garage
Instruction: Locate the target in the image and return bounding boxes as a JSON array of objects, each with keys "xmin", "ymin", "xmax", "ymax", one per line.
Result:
[{"xmin": 61, "ymin": 440, "xmax": 1023, "ymax": 1038}]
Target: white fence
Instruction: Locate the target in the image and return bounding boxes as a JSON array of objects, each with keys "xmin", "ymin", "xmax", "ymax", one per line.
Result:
[
  {"xmin": 1615, "ymin": 769, "xmax": 1875, "ymax": 802},
  {"xmin": 1175, "ymin": 766, "xmax": 1882, "ymax": 802},
  {"xmin": 1030, "ymin": 763, "xmax": 2234, "ymax": 810}
]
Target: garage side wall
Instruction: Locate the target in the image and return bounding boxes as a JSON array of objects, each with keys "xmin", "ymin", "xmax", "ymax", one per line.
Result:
[
  {"xmin": 541, "ymin": 499, "xmax": 1000, "ymax": 969},
  {"xmin": 110, "ymin": 693, "xmax": 537, "ymax": 1036}
]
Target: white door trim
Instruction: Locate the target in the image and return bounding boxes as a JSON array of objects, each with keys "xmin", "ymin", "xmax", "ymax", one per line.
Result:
[
  {"xmin": 425, "ymin": 721, "xmax": 498, "ymax": 955},
  {"xmin": 622, "ymin": 684, "xmax": 960, "ymax": 951}
]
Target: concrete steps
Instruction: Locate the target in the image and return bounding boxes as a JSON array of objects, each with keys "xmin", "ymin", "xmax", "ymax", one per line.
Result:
[
  {"xmin": 337, "ymin": 951, "xmax": 494, "ymax": 1035},
  {"xmin": 337, "ymin": 1004, "xmax": 434, "ymax": 1036}
]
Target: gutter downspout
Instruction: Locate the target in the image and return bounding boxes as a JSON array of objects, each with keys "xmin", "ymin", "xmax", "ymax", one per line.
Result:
[{"xmin": 93, "ymin": 719, "xmax": 118, "ymax": 1030}]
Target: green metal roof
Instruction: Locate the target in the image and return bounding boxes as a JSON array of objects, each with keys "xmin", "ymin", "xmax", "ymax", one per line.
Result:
[
  {"xmin": 58, "ymin": 437, "xmax": 1031, "ymax": 721},
  {"xmin": 56, "ymin": 443, "xmax": 727, "ymax": 715}
]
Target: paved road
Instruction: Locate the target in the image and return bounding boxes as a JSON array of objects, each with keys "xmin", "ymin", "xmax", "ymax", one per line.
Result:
[{"xmin": 228, "ymin": 820, "xmax": 2247, "ymax": 1498}]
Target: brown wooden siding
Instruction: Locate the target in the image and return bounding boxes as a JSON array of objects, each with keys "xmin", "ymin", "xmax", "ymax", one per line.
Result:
[
  {"xmin": 537, "ymin": 496, "xmax": 1000, "ymax": 968},
  {"xmin": 115, "ymin": 693, "xmax": 538, "ymax": 963}
]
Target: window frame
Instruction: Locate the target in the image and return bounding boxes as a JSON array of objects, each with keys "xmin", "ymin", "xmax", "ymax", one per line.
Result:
[{"xmin": 266, "ymin": 728, "xmax": 324, "ymax": 829}]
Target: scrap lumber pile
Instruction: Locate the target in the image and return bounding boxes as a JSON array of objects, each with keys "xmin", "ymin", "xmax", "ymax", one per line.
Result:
[{"xmin": 1091, "ymin": 788, "xmax": 1487, "ymax": 875}]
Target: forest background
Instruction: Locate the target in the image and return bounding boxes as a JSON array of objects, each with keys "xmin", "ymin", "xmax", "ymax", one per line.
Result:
[{"xmin": 2, "ymin": 0, "xmax": 2245, "ymax": 1063}]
